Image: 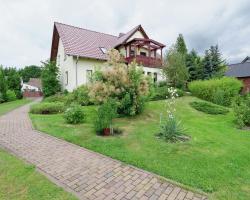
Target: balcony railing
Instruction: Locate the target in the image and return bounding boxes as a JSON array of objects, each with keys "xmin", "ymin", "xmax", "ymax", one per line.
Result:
[{"xmin": 125, "ymin": 55, "xmax": 163, "ymax": 67}]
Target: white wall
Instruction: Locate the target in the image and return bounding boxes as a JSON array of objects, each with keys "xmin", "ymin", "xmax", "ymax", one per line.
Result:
[
  {"xmin": 142, "ymin": 66, "xmax": 165, "ymax": 82},
  {"xmin": 21, "ymin": 83, "xmax": 40, "ymax": 92}
]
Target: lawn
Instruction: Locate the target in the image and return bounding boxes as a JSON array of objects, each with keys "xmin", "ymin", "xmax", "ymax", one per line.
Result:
[
  {"xmin": 0, "ymin": 99, "xmax": 31, "ymax": 116},
  {"xmin": 0, "ymin": 149, "xmax": 77, "ymax": 200},
  {"xmin": 30, "ymin": 96, "xmax": 250, "ymax": 200}
]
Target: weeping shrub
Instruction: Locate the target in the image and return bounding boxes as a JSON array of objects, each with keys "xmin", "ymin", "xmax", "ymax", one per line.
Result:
[{"xmin": 188, "ymin": 77, "xmax": 242, "ymax": 106}]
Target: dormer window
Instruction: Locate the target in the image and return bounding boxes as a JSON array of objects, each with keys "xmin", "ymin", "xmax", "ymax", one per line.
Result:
[{"xmin": 100, "ymin": 47, "xmax": 107, "ymax": 54}]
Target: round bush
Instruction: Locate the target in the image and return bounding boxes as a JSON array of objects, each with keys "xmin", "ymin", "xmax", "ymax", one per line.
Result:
[
  {"xmin": 30, "ymin": 102, "xmax": 65, "ymax": 114},
  {"xmin": 64, "ymin": 104, "xmax": 85, "ymax": 124},
  {"xmin": 190, "ymin": 101, "xmax": 229, "ymax": 115}
]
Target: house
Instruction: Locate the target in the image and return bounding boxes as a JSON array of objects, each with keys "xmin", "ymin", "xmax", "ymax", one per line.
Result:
[
  {"xmin": 21, "ymin": 78, "xmax": 43, "ymax": 97},
  {"xmin": 50, "ymin": 22, "xmax": 166, "ymax": 92},
  {"xmin": 226, "ymin": 56, "xmax": 250, "ymax": 93}
]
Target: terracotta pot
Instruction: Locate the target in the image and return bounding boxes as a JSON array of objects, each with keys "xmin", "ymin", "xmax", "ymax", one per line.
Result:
[{"xmin": 103, "ymin": 128, "xmax": 110, "ymax": 136}]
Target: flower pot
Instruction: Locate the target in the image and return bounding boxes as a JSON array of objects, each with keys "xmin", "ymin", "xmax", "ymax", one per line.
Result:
[{"xmin": 103, "ymin": 128, "xmax": 111, "ymax": 136}]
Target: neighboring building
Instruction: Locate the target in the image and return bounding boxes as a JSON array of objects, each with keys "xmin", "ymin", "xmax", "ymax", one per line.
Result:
[
  {"xmin": 21, "ymin": 78, "xmax": 43, "ymax": 97},
  {"xmin": 226, "ymin": 56, "xmax": 250, "ymax": 93},
  {"xmin": 50, "ymin": 22, "xmax": 166, "ymax": 92}
]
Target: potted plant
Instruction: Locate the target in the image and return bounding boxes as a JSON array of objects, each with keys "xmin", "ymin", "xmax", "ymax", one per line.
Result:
[{"xmin": 94, "ymin": 99, "xmax": 117, "ymax": 136}]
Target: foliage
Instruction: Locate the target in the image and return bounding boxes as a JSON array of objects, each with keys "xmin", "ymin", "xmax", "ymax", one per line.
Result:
[
  {"xmin": 202, "ymin": 45, "xmax": 227, "ymax": 79},
  {"xmin": 190, "ymin": 101, "xmax": 229, "ymax": 115},
  {"xmin": 175, "ymin": 34, "xmax": 188, "ymax": 55},
  {"xmin": 6, "ymin": 90, "xmax": 17, "ymax": 102},
  {"xmin": 188, "ymin": 77, "xmax": 242, "ymax": 106},
  {"xmin": 0, "ymin": 99, "xmax": 31, "ymax": 116},
  {"xmin": 43, "ymin": 94, "xmax": 67, "ymax": 103},
  {"xmin": 94, "ymin": 99, "xmax": 117, "ymax": 134},
  {"xmin": 150, "ymin": 85, "xmax": 184, "ymax": 101},
  {"xmin": 66, "ymin": 85, "xmax": 91, "ymax": 106},
  {"xmin": 30, "ymin": 102, "xmax": 65, "ymax": 114},
  {"xmin": 41, "ymin": 61, "xmax": 61, "ymax": 97},
  {"xmin": 19, "ymin": 65, "xmax": 42, "ymax": 82},
  {"xmin": 64, "ymin": 104, "xmax": 85, "ymax": 124},
  {"xmin": 3, "ymin": 67, "xmax": 22, "ymax": 99},
  {"xmin": 157, "ymin": 87, "xmax": 186, "ymax": 142},
  {"xmin": 89, "ymin": 49, "xmax": 150, "ymax": 116},
  {"xmin": 232, "ymin": 95, "xmax": 250, "ymax": 128},
  {"xmin": 0, "ymin": 67, "xmax": 7, "ymax": 102},
  {"xmin": 163, "ymin": 46, "xmax": 189, "ymax": 89},
  {"xmin": 186, "ymin": 49, "xmax": 203, "ymax": 81}
]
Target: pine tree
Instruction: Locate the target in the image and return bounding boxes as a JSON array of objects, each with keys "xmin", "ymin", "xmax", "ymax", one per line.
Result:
[
  {"xmin": 210, "ymin": 45, "xmax": 226, "ymax": 78},
  {"xmin": 203, "ymin": 50, "xmax": 213, "ymax": 79},
  {"xmin": 175, "ymin": 34, "xmax": 188, "ymax": 55},
  {"xmin": 186, "ymin": 49, "xmax": 203, "ymax": 81}
]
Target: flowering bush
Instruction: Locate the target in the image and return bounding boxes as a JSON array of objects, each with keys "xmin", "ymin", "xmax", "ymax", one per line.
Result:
[
  {"xmin": 157, "ymin": 87, "xmax": 187, "ymax": 142},
  {"xmin": 89, "ymin": 49, "xmax": 151, "ymax": 116}
]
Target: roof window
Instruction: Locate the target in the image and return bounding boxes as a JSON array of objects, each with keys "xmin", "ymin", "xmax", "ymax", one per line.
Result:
[{"xmin": 100, "ymin": 47, "xmax": 107, "ymax": 54}]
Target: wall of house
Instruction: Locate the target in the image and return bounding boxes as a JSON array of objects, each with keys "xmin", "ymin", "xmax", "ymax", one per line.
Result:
[
  {"xmin": 238, "ymin": 77, "xmax": 250, "ymax": 93},
  {"xmin": 142, "ymin": 66, "xmax": 165, "ymax": 82},
  {"xmin": 21, "ymin": 83, "xmax": 40, "ymax": 92}
]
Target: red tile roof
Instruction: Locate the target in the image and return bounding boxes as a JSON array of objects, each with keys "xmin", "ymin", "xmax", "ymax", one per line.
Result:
[{"xmin": 53, "ymin": 22, "xmax": 149, "ymax": 61}]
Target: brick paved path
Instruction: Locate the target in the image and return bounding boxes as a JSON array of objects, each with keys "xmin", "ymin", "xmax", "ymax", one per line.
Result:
[{"xmin": 0, "ymin": 102, "xmax": 207, "ymax": 200}]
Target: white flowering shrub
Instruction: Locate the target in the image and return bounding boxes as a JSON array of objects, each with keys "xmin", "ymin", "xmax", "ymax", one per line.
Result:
[{"xmin": 157, "ymin": 87, "xmax": 186, "ymax": 142}]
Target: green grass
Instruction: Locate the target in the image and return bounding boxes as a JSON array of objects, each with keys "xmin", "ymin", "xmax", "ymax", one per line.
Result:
[
  {"xmin": 30, "ymin": 96, "xmax": 250, "ymax": 200},
  {"xmin": 0, "ymin": 99, "xmax": 31, "ymax": 116},
  {"xmin": 0, "ymin": 149, "xmax": 77, "ymax": 200}
]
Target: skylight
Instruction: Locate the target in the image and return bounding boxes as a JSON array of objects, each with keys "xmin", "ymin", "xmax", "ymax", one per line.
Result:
[{"xmin": 100, "ymin": 47, "xmax": 107, "ymax": 54}]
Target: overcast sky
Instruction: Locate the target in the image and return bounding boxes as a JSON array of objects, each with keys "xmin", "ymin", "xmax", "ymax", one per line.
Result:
[{"xmin": 0, "ymin": 0, "xmax": 250, "ymax": 68}]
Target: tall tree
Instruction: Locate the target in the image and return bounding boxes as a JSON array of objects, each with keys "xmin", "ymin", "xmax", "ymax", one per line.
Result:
[
  {"xmin": 210, "ymin": 45, "xmax": 227, "ymax": 78},
  {"xmin": 163, "ymin": 46, "xmax": 189, "ymax": 89},
  {"xmin": 175, "ymin": 34, "xmax": 188, "ymax": 55},
  {"xmin": 0, "ymin": 67, "xmax": 7, "ymax": 102},
  {"xmin": 5, "ymin": 68, "xmax": 22, "ymax": 99},
  {"xmin": 19, "ymin": 65, "xmax": 42, "ymax": 82},
  {"xmin": 202, "ymin": 50, "xmax": 213, "ymax": 79},
  {"xmin": 41, "ymin": 61, "xmax": 61, "ymax": 97},
  {"xmin": 186, "ymin": 49, "xmax": 203, "ymax": 81}
]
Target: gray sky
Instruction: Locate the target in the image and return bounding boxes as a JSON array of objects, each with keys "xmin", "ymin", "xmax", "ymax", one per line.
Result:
[{"xmin": 0, "ymin": 0, "xmax": 250, "ymax": 68}]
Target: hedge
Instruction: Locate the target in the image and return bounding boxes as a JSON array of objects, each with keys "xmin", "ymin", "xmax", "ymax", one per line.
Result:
[
  {"xmin": 190, "ymin": 101, "xmax": 229, "ymax": 115},
  {"xmin": 30, "ymin": 102, "xmax": 65, "ymax": 114},
  {"xmin": 188, "ymin": 77, "xmax": 242, "ymax": 106}
]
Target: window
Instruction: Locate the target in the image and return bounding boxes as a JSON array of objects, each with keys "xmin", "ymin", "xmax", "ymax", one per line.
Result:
[
  {"xmin": 86, "ymin": 70, "xmax": 92, "ymax": 83},
  {"xmin": 140, "ymin": 52, "xmax": 146, "ymax": 56},
  {"xmin": 65, "ymin": 71, "xmax": 68, "ymax": 85},
  {"xmin": 153, "ymin": 72, "xmax": 157, "ymax": 83},
  {"xmin": 100, "ymin": 47, "xmax": 107, "ymax": 54},
  {"xmin": 130, "ymin": 50, "xmax": 135, "ymax": 57}
]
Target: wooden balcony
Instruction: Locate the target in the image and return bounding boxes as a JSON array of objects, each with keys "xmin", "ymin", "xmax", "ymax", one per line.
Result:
[{"xmin": 125, "ymin": 55, "xmax": 163, "ymax": 67}]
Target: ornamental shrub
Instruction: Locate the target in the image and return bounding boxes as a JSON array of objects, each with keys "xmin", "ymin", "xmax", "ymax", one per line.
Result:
[
  {"xmin": 89, "ymin": 49, "xmax": 150, "ymax": 116},
  {"xmin": 188, "ymin": 77, "xmax": 242, "ymax": 106},
  {"xmin": 64, "ymin": 104, "xmax": 85, "ymax": 124},
  {"xmin": 30, "ymin": 102, "xmax": 65, "ymax": 114},
  {"xmin": 232, "ymin": 95, "xmax": 250, "ymax": 128},
  {"xmin": 94, "ymin": 99, "xmax": 117, "ymax": 134},
  {"xmin": 6, "ymin": 90, "xmax": 17, "ymax": 102},
  {"xmin": 67, "ymin": 85, "xmax": 91, "ymax": 106},
  {"xmin": 150, "ymin": 85, "xmax": 184, "ymax": 101},
  {"xmin": 190, "ymin": 101, "xmax": 229, "ymax": 115},
  {"xmin": 43, "ymin": 94, "xmax": 67, "ymax": 103}
]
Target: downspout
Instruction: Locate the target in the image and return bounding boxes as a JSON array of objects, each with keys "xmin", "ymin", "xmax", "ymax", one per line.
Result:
[{"xmin": 76, "ymin": 56, "xmax": 79, "ymax": 87}]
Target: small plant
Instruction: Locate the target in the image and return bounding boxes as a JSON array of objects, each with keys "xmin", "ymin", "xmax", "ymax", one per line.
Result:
[
  {"xmin": 94, "ymin": 99, "xmax": 117, "ymax": 135},
  {"xmin": 30, "ymin": 102, "xmax": 65, "ymax": 114},
  {"xmin": 6, "ymin": 90, "xmax": 17, "ymax": 102},
  {"xmin": 190, "ymin": 101, "xmax": 229, "ymax": 115},
  {"xmin": 157, "ymin": 87, "xmax": 187, "ymax": 142},
  {"xmin": 64, "ymin": 104, "xmax": 85, "ymax": 124}
]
